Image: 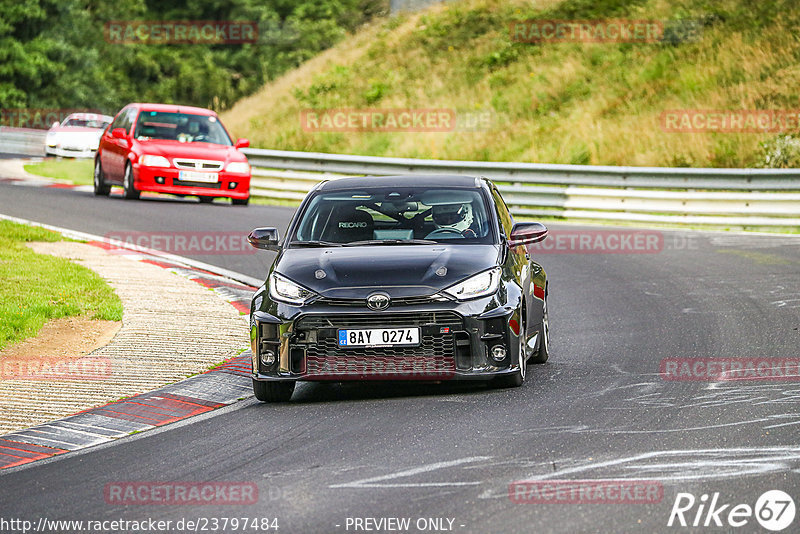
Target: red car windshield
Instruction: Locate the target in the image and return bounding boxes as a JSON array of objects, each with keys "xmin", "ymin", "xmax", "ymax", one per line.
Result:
[{"xmin": 133, "ymin": 111, "xmax": 232, "ymax": 145}]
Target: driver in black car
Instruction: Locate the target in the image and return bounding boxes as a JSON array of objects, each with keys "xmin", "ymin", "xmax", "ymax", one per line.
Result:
[{"xmin": 430, "ymin": 202, "xmax": 478, "ymax": 238}]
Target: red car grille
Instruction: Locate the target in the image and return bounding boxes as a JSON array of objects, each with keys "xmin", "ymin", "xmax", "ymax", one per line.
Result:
[{"xmin": 173, "ymin": 159, "xmax": 223, "ymax": 171}]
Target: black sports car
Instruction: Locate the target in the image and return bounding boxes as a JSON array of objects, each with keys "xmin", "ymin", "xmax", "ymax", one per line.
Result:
[{"xmin": 247, "ymin": 175, "xmax": 549, "ymax": 402}]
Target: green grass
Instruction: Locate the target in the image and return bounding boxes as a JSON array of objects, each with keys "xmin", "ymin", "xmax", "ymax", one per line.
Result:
[
  {"xmin": 24, "ymin": 158, "xmax": 94, "ymax": 186},
  {"xmin": 222, "ymin": 0, "xmax": 800, "ymax": 168},
  {"xmin": 0, "ymin": 220, "xmax": 123, "ymax": 352}
]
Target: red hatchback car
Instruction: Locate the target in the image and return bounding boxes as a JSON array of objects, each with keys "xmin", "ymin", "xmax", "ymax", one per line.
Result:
[{"xmin": 94, "ymin": 103, "xmax": 251, "ymax": 205}]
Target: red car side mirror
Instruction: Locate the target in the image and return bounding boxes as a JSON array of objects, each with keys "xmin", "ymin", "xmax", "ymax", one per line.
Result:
[
  {"xmin": 111, "ymin": 128, "xmax": 127, "ymax": 139},
  {"xmin": 508, "ymin": 222, "xmax": 548, "ymax": 248},
  {"xmin": 235, "ymin": 138, "xmax": 250, "ymax": 149}
]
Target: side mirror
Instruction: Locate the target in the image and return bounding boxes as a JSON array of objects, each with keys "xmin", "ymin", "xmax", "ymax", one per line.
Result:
[
  {"xmin": 508, "ymin": 222, "xmax": 547, "ymax": 247},
  {"xmin": 111, "ymin": 128, "xmax": 127, "ymax": 139},
  {"xmin": 248, "ymin": 227, "xmax": 280, "ymax": 251},
  {"xmin": 235, "ymin": 138, "xmax": 250, "ymax": 149},
  {"xmin": 51, "ymin": 121, "xmax": 59, "ymax": 128}
]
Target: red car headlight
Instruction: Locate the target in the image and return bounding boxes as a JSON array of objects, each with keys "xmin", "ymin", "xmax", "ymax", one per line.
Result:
[
  {"xmin": 140, "ymin": 155, "xmax": 171, "ymax": 167},
  {"xmin": 225, "ymin": 161, "xmax": 250, "ymax": 174}
]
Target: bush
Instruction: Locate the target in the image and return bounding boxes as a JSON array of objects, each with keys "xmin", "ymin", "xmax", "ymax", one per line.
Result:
[{"xmin": 757, "ymin": 135, "xmax": 800, "ymax": 168}]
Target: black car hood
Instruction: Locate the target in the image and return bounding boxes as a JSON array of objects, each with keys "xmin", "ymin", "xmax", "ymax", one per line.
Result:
[{"xmin": 275, "ymin": 244, "xmax": 501, "ymax": 298}]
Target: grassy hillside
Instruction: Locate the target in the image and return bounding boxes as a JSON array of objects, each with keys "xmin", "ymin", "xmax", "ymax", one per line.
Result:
[{"xmin": 221, "ymin": 0, "xmax": 800, "ymax": 167}]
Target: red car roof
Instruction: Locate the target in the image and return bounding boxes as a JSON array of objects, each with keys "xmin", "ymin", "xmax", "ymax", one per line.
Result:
[{"xmin": 127, "ymin": 103, "xmax": 217, "ymax": 116}]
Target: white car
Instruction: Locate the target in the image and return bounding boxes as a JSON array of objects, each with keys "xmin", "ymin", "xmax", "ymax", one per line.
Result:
[{"xmin": 45, "ymin": 113, "xmax": 113, "ymax": 158}]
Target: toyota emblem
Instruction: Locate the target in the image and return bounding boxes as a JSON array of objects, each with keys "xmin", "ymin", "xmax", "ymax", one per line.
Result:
[{"xmin": 366, "ymin": 292, "xmax": 390, "ymax": 311}]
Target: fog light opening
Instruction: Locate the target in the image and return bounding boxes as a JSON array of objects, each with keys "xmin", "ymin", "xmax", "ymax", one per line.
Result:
[
  {"xmin": 260, "ymin": 350, "xmax": 276, "ymax": 366},
  {"xmin": 228, "ymin": 182, "xmax": 238, "ymax": 189},
  {"xmin": 155, "ymin": 176, "xmax": 165, "ymax": 184},
  {"xmin": 491, "ymin": 345, "xmax": 507, "ymax": 362}
]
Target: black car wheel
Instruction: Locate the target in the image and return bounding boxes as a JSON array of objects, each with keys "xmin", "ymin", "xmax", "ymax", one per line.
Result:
[
  {"xmin": 199, "ymin": 196, "xmax": 214, "ymax": 204},
  {"xmin": 253, "ymin": 379, "xmax": 295, "ymax": 402},
  {"xmin": 529, "ymin": 291, "xmax": 550, "ymax": 364},
  {"xmin": 232, "ymin": 196, "xmax": 249, "ymax": 206},
  {"xmin": 122, "ymin": 163, "xmax": 140, "ymax": 200},
  {"xmin": 93, "ymin": 159, "xmax": 110, "ymax": 196}
]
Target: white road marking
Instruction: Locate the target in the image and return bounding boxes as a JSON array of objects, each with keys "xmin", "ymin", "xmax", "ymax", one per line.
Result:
[
  {"xmin": 534, "ymin": 446, "xmax": 800, "ymax": 482},
  {"xmin": 478, "ymin": 446, "xmax": 800, "ymax": 499},
  {"xmin": 330, "ymin": 456, "xmax": 491, "ymax": 489}
]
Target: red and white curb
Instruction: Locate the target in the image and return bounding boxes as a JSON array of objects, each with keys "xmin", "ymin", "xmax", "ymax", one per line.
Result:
[
  {"xmin": 0, "ymin": 161, "xmax": 195, "ymax": 199},
  {"xmin": 0, "ymin": 215, "xmax": 261, "ymax": 471},
  {"xmin": 0, "ymin": 361, "xmax": 253, "ymax": 470},
  {"xmin": 0, "ymin": 175, "xmax": 94, "ymax": 193}
]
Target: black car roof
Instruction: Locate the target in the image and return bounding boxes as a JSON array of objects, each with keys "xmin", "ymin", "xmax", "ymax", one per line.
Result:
[{"xmin": 317, "ymin": 175, "xmax": 485, "ymax": 191}]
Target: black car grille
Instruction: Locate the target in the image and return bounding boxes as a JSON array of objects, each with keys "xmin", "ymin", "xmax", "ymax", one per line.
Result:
[{"xmin": 297, "ymin": 312, "xmax": 462, "ymax": 379}]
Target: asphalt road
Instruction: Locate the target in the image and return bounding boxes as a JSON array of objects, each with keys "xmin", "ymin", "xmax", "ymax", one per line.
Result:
[
  {"xmin": 1, "ymin": 180, "xmax": 800, "ymax": 533},
  {"xmin": 0, "ymin": 182, "xmax": 294, "ymax": 280}
]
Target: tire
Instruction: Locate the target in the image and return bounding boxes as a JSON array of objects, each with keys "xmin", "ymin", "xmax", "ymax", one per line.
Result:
[
  {"xmin": 198, "ymin": 196, "xmax": 214, "ymax": 204},
  {"xmin": 122, "ymin": 163, "xmax": 140, "ymax": 200},
  {"xmin": 93, "ymin": 159, "xmax": 111, "ymax": 196},
  {"xmin": 529, "ymin": 290, "xmax": 550, "ymax": 364},
  {"xmin": 493, "ymin": 307, "xmax": 526, "ymax": 389},
  {"xmin": 252, "ymin": 379, "xmax": 295, "ymax": 402},
  {"xmin": 232, "ymin": 196, "xmax": 249, "ymax": 206}
]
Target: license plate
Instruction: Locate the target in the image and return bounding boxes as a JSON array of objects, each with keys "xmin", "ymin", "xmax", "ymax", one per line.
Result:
[
  {"xmin": 179, "ymin": 170, "xmax": 218, "ymax": 183},
  {"xmin": 338, "ymin": 327, "xmax": 420, "ymax": 347}
]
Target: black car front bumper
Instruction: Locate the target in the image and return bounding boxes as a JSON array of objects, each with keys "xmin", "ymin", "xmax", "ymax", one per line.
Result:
[{"xmin": 250, "ymin": 295, "xmax": 523, "ymax": 383}]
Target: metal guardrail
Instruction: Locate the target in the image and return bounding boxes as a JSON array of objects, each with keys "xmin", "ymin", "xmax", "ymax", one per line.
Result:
[
  {"xmin": 0, "ymin": 127, "xmax": 46, "ymax": 156},
  {"xmin": 1, "ymin": 125, "xmax": 797, "ymax": 227},
  {"xmin": 242, "ymin": 148, "xmax": 800, "ymax": 227}
]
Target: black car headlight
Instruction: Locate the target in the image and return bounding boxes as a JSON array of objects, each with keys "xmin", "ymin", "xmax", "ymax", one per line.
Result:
[
  {"xmin": 443, "ymin": 267, "xmax": 501, "ymax": 301},
  {"xmin": 269, "ymin": 272, "xmax": 317, "ymax": 305}
]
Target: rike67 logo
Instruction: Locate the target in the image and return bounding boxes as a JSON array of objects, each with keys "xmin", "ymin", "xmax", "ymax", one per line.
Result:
[{"xmin": 668, "ymin": 490, "xmax": 795, "ymax": 531}]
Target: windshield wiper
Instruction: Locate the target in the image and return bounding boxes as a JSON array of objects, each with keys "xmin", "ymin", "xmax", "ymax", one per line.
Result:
[
  {"xmin": 288, "ymin": 240, "xmax": 343, "ymax": 247},
  {"xmin": 342, "ymin": 239, "xmax": 437, "ymax": 247}
]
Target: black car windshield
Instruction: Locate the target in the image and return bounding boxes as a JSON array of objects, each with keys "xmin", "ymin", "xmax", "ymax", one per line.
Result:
[
  {"xmin": 291, "ymin": 187, "xmax": 496, "ymax": 245},
  {"xmin": 133, "ymin": 111, "xmax": 232, "ymax": 145}
]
